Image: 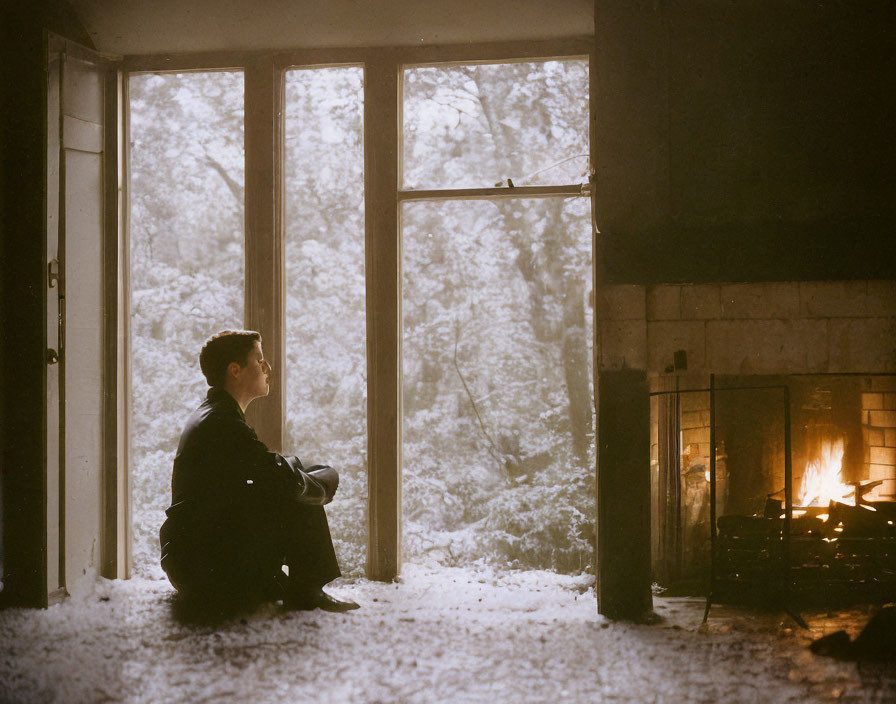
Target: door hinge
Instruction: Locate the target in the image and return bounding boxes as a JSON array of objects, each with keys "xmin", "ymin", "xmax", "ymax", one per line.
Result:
[{"xmin": 48, "ymin": 258, "xmax": 60, "ymax": 288}]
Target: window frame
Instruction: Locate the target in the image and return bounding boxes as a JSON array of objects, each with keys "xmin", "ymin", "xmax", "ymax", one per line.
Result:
[{"xmin": 120, "ymin": 37, "xmax": 595, "ymax": 581}]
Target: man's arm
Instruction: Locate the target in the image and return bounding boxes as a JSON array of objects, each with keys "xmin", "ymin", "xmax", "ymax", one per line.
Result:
[
  {"xmin": 214, "ymin": 414, "xmax": 338, "ymax": 505},
  {"xmin": 281, "ymin": 456, "xmax": 339, "ymax": 505}
]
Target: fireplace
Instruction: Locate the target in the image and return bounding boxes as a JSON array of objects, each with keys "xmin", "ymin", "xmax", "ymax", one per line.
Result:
[
  {"xmin": 594, "ymin": 279, "xmax": 896, "ymax": 617},
  {"xmin": 651, "ymin": 374, "xmax": 896, "ymax": 606}
]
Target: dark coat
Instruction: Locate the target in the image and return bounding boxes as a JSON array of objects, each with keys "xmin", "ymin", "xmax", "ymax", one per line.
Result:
[{"xmin": 159, "ymin": 387, "xmax": 338, "ymax": 597}]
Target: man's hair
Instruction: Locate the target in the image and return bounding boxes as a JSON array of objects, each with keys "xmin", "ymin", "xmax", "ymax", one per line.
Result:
[{"xmin": 199, "ymin": 330, "xmax": 262, "ymax": 388}]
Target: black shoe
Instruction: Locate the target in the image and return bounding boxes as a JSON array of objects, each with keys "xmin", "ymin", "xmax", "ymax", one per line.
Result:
[
  {"xmin": 316, "ymin": 589, "xmax": 360, "ymax": 612},
  {"xmin": 284, "ymin": 587, "xmax": 359, "ymax": 612}
]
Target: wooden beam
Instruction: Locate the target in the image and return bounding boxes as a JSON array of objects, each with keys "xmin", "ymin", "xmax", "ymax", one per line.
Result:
[
  {"xmin": 596, "ymin": 369, "xmax": 653, "ymax": 620},
  {"xmin": 118, "ymin": 71, "xmax": 133, "ymax": 580},
  {"xmin": 101, "ymin": 66, "xmax": 121, "ymax": 579},
  {"xmin": 120, "ymin": 37, "xmax": 593, "ymax": 74},
  {"xmin": 243, "ymin": 56, "xmax": 284, "ymax": 451},
  {"xmin": 398, "ymin": 185, "xmax": 586, "ymax": 202},
  {"xmin": 364, "ymin": 55, "xmax": 401, "ymax": 581}
]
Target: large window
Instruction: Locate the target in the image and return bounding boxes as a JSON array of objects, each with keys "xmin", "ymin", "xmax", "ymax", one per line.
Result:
[
  {"xmin": 400, "ymin": 59, "xmax": 594, "ymax": 573},
  {"xmin": 123, "ymin": 46, "xmax": 593, "ymax": 581},
  {"xmin": 128, "ymin": 71, "xmax": 245, "ymax": 576}
]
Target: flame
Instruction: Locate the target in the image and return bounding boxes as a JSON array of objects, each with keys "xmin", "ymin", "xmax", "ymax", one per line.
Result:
[{"xmin": 798, "ymin": 437, "xmax": 854, "ymax": 507}]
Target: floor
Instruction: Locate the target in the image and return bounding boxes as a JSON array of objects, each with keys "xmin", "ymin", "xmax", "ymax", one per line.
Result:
[
  {"xmin": 658, "ymin": 596, "xmax": 896, "ymax": 703},
  {"xmin": 1, "ymin": 565, "xmax": 894, "ymax": 703}
]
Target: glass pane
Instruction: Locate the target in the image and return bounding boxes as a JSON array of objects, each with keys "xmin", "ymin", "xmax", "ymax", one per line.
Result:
[
  {"xmin": 401, "ymin": 197, "xmax": 594, "ymax": 573},
  {"xmin": 128, "ymin": 71, "xmax": 245, "ymax": 577},
  {"xmin": 283, "ymin": 67, "xmax": 367, "ymax": 575},
  {"xmin": 402, "ymin": 59, "xmax": 589, "ymax": 190}
]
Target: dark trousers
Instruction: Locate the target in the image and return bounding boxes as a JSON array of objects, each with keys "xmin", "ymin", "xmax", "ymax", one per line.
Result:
[
  {"xmin": 281, "ymin": 503, "xmax": 341, "ymax": 591},
  {"xmin": 162, "ymin": 498, "xmax": 341, "ymax": 605}
]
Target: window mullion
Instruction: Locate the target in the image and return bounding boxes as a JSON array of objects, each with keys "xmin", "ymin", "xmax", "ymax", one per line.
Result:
[
  {"xmin": 364, "ymin": 56, "xmax": 402, "ymax": 581},
  {"xmin": 244, "ymin": 56, "xmax": 284, "ymax": 451}
]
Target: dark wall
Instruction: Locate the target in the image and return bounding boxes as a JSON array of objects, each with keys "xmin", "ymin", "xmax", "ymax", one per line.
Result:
[
  {"xmin": 0, "ymin": 1, "xmax": 94, "ymax": 607},
  {"xmin": 595, "ymin": 0, "xmax": 896, "ymax": 284}
]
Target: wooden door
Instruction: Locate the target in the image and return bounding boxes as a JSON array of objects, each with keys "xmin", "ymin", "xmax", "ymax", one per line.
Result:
[{"xmin": 47, "ymin": 35, "xmax": 121, "ymax": 601}]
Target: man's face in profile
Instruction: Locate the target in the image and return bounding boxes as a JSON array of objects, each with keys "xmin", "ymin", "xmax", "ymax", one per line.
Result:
[{"xmin": 237, "ymin": 340, "xmax": 272, "ymax": 401}]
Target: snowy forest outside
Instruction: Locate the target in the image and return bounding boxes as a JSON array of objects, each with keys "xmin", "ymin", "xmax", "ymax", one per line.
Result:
[{"xmin": 128, "ymin": 59, "xmax": 593, "ymax": 579}]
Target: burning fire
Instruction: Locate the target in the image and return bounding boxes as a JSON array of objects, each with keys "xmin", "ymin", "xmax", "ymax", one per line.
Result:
[{"xmin": 798, "ymin": 437, "xmax": 854, "ymax": 507}]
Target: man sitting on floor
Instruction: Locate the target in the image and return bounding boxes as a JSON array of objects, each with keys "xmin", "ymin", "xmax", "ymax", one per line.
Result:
[{"xmin": 159, "ymin": 329, "xmax": 359, "ymax": 613}]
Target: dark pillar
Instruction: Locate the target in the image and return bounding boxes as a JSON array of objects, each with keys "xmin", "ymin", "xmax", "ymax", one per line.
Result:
[
  {"xmin": 597, "ymin": 369, "xmax": 652, "ymax": 620},
  {"xmin": 1, "ymin": 1, "xmax": 96, "ymax": 609},
  {"xmin": 1, "ymin": 7, "xmax": 53, "ymax": 609}
]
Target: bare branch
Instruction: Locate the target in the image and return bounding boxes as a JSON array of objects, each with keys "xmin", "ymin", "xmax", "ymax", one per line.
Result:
[
  {"xmin": 452, "ymin": 319, "xmax": 504, "ymax": 471},
  {"xmin": 200, "ymin": 150, "xmax": 244, "ymax": 206}
]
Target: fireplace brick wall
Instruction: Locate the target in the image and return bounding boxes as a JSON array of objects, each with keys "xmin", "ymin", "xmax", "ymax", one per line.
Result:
[
  {"xmin": 650, "ymin": 392, "xmax": 712, "ymax": 485},
  {"xmin": 864, "ymin": 378, "xmax": 896, "ymax": 500},
  {"xmin": 598, "ymin": 280, "xmax": 896, "ymax": 375},
  {"xmin": 680, "ymin": 393, "xmax": 712, "ymax": 467}
]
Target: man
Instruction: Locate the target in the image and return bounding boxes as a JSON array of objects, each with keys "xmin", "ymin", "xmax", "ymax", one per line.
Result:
[{"xmin": 159, "ymin": 330, "xmax": 359, "ymax": 613}]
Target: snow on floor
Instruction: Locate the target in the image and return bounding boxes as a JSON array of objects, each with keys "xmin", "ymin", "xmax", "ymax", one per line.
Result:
[{"xmin": 0, "ymin": 565, "xmax": 893, "ymax": 703}]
